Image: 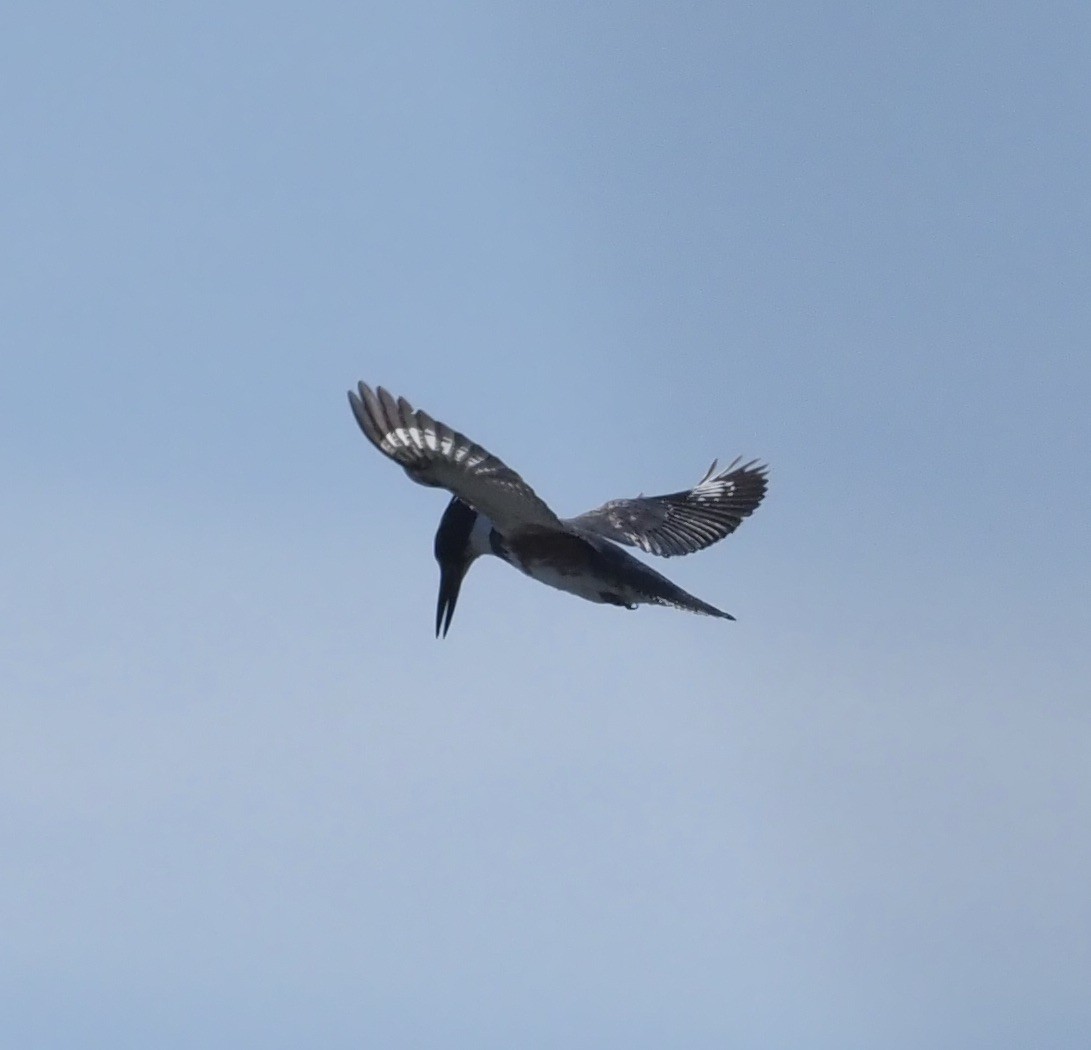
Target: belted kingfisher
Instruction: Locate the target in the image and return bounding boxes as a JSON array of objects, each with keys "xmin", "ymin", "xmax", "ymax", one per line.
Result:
[{"xmin": 348, "ymin": 383, "xmax": 768, "ymax": 637}]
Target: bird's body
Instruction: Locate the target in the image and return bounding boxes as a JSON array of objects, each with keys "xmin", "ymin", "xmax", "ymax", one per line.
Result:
[
  {"xmin": 463, "ymin": 506, "xmax": 732, "ymax": 616},
  {"xmin": 349, "ymin": 383, "xmax": 768, "ymax": 636}
]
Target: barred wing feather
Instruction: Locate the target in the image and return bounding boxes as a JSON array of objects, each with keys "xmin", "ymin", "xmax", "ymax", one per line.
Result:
[
  {"xmin": 348, "ymin": 383, "xmax": 563, "ymax": 534},
  {"xmin": 567, "ymin": 458, "xmax": 768, "ymax": 557}
]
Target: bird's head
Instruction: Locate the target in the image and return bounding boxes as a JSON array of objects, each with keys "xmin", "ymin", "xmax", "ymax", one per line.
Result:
[{"xmin": 433, "ymin": 497, "xmax": 482, "ymax": 638}]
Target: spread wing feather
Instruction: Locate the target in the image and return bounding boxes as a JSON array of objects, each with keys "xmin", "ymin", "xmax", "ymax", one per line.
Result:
[
  {"xmin": 348, "ymin": 383, "xmax": 563, "ymax": 534},
  {"xmin": 566, "ymin": 458, "xmax": 768, "ymax": 557}
]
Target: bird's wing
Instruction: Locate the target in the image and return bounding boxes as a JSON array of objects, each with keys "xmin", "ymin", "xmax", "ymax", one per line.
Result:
[
  {"xmin": 566, "ymin": 458, "xmax": 768, "ymax": 557},
  {"xmin": 348, "ymin": 383, "xmax": 563, "ymax": 533}
]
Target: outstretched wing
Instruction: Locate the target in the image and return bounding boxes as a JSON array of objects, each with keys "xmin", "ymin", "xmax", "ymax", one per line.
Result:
[
  {"xmin": 348, "ymin": 383, "xmax": 563, "ymax": 534},
  {"xmin": 566, "ymin": 458, "xmax": 768, "ymax": 557}
]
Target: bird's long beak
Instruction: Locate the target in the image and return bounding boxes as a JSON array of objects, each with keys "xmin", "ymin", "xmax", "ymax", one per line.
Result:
[{"xmin": 435, "ymin": 561, "xmax": 466, "ymax": 639}]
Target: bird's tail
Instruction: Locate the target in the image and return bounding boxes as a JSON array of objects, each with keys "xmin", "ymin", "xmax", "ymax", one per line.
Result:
[
  {"xmin": 645, "ymin": 576, "xmax": 735, "ymax": 620},
  {"xmin": 666, "ymin": 589, "xmax": 735, "ymax": 620}
]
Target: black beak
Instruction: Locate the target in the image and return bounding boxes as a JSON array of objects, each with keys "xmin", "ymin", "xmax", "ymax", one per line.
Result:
[{"xmin": 435, "ymin": 561, "xmax": 465, "ymax": 638}]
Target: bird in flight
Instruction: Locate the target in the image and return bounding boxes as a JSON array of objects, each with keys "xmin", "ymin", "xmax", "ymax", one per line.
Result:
[{"xmin": 348, "ymin": 383, "xmax": 768, "ymax": 637}]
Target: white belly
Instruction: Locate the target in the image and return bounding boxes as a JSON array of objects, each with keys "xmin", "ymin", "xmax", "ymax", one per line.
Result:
[{"xmin": 515, "ymin": 560, "xmax": 619, "ymax": 605}]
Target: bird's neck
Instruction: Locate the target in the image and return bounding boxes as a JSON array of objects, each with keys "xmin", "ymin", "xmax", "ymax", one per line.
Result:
[{"xmin": 467, "ymin": 512, "xmax": 499, "ymax": 559}]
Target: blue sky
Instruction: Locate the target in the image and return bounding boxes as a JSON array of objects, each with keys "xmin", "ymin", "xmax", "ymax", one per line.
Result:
[{"xmin": 3, "ymin": 2, "xmax": 1090, "ymax": 1047}]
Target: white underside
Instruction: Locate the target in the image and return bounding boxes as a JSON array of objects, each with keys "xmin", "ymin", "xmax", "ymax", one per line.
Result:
[{"xmin": 514, "ymin": 560, "xmax": 634, "ymax": 605}]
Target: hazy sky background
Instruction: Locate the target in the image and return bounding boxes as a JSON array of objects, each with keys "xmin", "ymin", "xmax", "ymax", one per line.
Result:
[{"xmin": 3, "ymin": 2, "xmax": 1089, "ymax": 1047}]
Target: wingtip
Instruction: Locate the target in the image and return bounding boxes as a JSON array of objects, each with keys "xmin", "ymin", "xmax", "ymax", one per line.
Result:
[
  {"xmin": 708, "ymin": 456, "xmax": 770, "ymax": 482},
  {"xmin": 347, "ymin": 386, "xmax": 364, "ymax": 422},
  {"xmin": 348, "ymin": 381, "xmax": 390, "ymax": 449}
]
